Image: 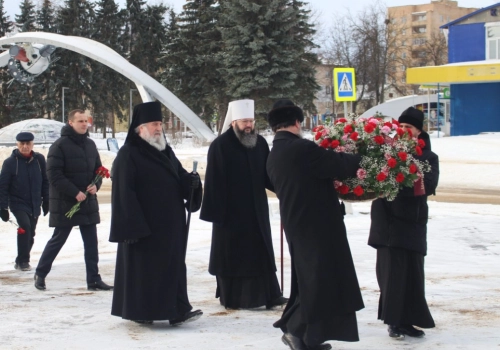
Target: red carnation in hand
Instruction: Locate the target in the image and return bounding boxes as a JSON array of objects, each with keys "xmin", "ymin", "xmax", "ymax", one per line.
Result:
[
  {"xmin": 364, "ymin": 124, "xmax": 375, "ymax": 133},
  {"xmin": 337, "ymin": 118, "xmax": 347, "ymax": 123},
  {"xmin": 387, "ymin": 158, "xmax": 397, "ymax": 168},
  {"xmin": 396, "ymin": 128, "xmax": 404, "ymax": 136},
  {"xmin": 376, "ymin": 172, "xmax": 387, "ymax": 182},
  {"xmin": 313, "ymin": 126, "xmax": 323, "ymax": 132},
  {"xmin": 344, "ymin": 125, "xmax": 353, "ymax": 133},
  {"xmin": 407, "ymin": 129, "xmax": 413, "ymax": 137},
  {"xmin": 331, "ymin": 140, "xmax": 340, "ymax": 149},
  {"xmin": 320, "ymin": 139, "xmax": 330, "ymax": 148},
  {"xmin": 397, "ymin": 151, "xmax": 408, "ymax": 161},
  {"xmin": 337, "ymin": 184, "xmax": 350, "ymax": 195},
  {"xmin": 353, "ymin": 185, "xmax": 364, "ymax": 197},
  {"xmin": 374, "ymin": 135, "xmax": 385, "ymax": 145},
  {"xmin": 418, "ymin": 139, "xmax": 426, "ymax": 148},
  {"xmin": 315, "ymin": 132, "xmax": 322, "ymax": 140},
  {"xmin": 384, "ymin": 121, "xmax": 393, "ymax": 128},
  {"xmin": 409, "ymin": 164, "xmax": 418, "ymax": 174},
  {"xmin": 392, "ymin": 119, "xmax": 400, "ymax": 126},
  {"xmin": 350, "ymin": 132, "xmax": 359, "ymax": 141},
  {"xmin": 415, "ymin": 146, "xmax": 423, "ymax": 156},
  {"xmin": 17, "ymin": 227, "xmax": 26, "ymax": 234},
  {"xmin": 395, "ymin": 173, "xmax": 405, "ymax": 183}
]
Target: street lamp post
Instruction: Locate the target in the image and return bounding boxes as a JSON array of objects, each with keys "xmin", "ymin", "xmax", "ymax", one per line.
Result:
[
  {"xmin": 62, "ymin": 87, "xmax": 69, "ymax": 123},
  {"xmin": 129, "ymin": 89, "xmax": 138, "ymax": 126}
]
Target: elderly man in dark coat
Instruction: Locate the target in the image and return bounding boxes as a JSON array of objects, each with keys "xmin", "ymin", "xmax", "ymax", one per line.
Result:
[
  {"xmin": 0, "ymin": 132, "xmax": 49, "ymax": 271},
  {"xmin": 109, "ymin": 101, "xmax": 203, "ymax": 325},
  {"xmin": 200, "ymin": 99, "xmax": 286, "ymax": 310},
  {"xmin": 368, "ymin": 107, "xmax": 439, "ymax": 340},
  {"xmin": 266, "ymin": 99, "xmax": 364, "ymax": 350},
  {"xmin": 34, "ymin": 109, "xmax": 112, "ymax": 291}
]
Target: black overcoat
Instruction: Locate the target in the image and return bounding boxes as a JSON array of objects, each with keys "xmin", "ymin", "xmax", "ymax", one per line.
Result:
[
  {"xmin": 368, "ymin": 132, "xmax": 439, "ymax": 256},
  {"xmin": 109, "ymin": 135, "xmax": 202, "ymax": 320},
  {"xmin": 266, "ymin": 131, "xmax": 364, "ymax": 324},
  {"xmin": 46, "ymin": 125, "xmax": 102, "ymax": 227},
  {"xmin": 200, "ymin": 127, "xmax": 276, "ymax": 276},
  {"xmin": 0, "ymin": 150, "xmax": 49, "ymax": 217}
]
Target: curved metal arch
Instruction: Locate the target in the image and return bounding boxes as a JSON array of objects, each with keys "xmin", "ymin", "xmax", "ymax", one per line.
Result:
[{"xmin": 0, "ymin": 32, "xmax": 215, "ymax": 142}]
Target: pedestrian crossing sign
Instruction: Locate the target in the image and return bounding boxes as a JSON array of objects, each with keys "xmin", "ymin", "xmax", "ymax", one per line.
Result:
[{"xmin": 333, "ymin": 68, "xmax": 356, "ymax": 101}]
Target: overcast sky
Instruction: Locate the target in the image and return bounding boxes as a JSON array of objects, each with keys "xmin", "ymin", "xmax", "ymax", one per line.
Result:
[{"xmin": 3, "ymin": 0, "xmax": 496, "ymax": 28}]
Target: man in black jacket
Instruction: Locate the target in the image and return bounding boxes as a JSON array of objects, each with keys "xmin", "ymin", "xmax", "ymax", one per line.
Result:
[
  {"xmin": 109, "ymin": 102, "xmax": 203, "ymax": 325},
  {"xmin": 368, "ymin": 107, "xmax": 439, "ymax": 340},
  {"xmin": 200, "ymin": 99, "xmax": 286, "ymax": 310},
  {"xmin": 266, "ymin": 100, "xmax": 363, "ymax": 350},
  {"xmin": 34, "ymin": 109, "xmax": 112, "ymax": 291},
  {"xmin": 0, "ymin": 132, "xmax": 49, "ymax": 271}
]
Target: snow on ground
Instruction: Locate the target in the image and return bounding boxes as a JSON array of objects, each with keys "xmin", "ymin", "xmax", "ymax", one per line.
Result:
[{"xmin": 0, "ymin": 132, "xmax": 499, "ymax": 349}]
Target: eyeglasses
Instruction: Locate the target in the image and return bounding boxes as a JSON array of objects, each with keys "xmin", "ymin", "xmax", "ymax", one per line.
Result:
[{"xmin": 236, "ymin": 119, "xmax": 255, "ymax": 124}]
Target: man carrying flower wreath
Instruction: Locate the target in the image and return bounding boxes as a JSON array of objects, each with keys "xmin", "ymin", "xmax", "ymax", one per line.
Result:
[
  {"xmin": 266, "ymin": 99, "xmax": 364, "ymax": 350},
  {"xmin": 368, "ymin": 107, "xmax": 439, "ymax": 340},
  {"xmin": 34, "ymin": 109, "xmax": 113, "ymax": 292}
]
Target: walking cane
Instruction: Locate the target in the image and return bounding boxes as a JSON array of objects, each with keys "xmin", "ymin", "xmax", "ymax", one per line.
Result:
[
  {"xmin": 185, "ymin": 161, "xmax": 198, "ymax": 255},
  {"xmin": 280, "ymin": 220, "xmax": 284, "ymax": 294}
]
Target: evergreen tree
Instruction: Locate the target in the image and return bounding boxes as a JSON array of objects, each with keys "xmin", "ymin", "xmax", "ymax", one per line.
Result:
[
  {"xmin": 0, "ymin": 0, "xmax": 13, "ymax": 125},
  {"xmin": 37, "ymin": 0, "xmax": 56, "ymax": 32},
  {"xmin": 161, "ymin": 1, "xmax": 225, "ymax": 125},
  {"xmin": 15, "ymin": 0, "xmax": 37, "ymax": 32},
  {"xmin": 0, "ymin": 0, "xmax": 12, "ymax": 36},
  {"xmin": 122, "ymin": 0, "xmax": 147, "ymax": 71},
  {"xmin": 218, "ymin": 0, "xmax": 319, "ymax": 126}
]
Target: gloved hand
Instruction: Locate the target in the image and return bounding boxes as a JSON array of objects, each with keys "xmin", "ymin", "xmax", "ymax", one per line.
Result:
[
  {"xmin": 42, "ymin": 202, "xmax": 49, "ymax": 216},
  {"xmin": 124, "ymin": 239, "xmax": 139, "ymax": 244},
  {"xmin": 0, "ymin": 208, "xmax": 9, "ymax": 222},
  {"xmin": 190, "ymin": 172, "xmax": 201, "ymax": 189}
]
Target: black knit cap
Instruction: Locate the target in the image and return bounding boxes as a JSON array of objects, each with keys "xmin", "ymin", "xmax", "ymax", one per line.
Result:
[
  {"xmin": 16, "ymin": 132, "xmax": 34, "ymax": 142},
  {"xmin": 399, "ymin": 107, "xmax": 424, "ymax": 131},
  {"xmin": 267, "ymin": 99, "xmax": 304, "ymax": 128},
  {"xmin": 126, "ymin": 101, "xmax": 163, "ymax": 143}
]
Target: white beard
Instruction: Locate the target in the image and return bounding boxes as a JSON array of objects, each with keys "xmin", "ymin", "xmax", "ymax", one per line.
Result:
[{"xmin": 140, "ymin": 128, "xmax": 166, "ymax": 151}]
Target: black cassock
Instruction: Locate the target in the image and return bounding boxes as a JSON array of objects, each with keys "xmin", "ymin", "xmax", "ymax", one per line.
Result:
[
  {"xmin": 109, "ymin": 135, "xmax": 202, "ymax": 321},
  {"xmin": 200, "ymin": 127, "xmax": 281, "ymax": 308}
]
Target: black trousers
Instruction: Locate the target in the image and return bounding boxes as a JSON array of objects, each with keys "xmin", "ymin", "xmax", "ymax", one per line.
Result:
[
  {"xmin": 36, "ymin": 224, "xmax": 101, "ymax": 283},
  {"xmin": 12, "ymin": 211, "xmax": 38, "ymax": 264}
]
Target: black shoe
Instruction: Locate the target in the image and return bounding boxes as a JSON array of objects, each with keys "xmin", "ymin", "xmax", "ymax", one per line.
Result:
[
  {"xmin": 388, "ymin": 325, "xmax": 405, "ymax": 340},
  {"xmin": 15, "ymin": 262, "xmax": 31, "ymax": 271},
  {"xmin": 34, "ymin": 274, "xmax": 46, "ymax": 291},
  {"xmin": 169, "ymin": 309, "xmax": 203, "ymax": 326},
  {"xmin": 308, "ymin": 343, "xmax": 332, "ymax": 350},
  {"xmin": 132, "ymin": 320, "xmax": 153, "ymax": 325},
  {"xmin": 282, "ymin": 333, "xmax": 307, "ymax": 350},
  {"xmin": 398, "ymin": 324, "xmax": 425, "ymax": 338},
  {"xmin": 266, "ymin": 296, "xmax": 289, "ymax": 310},
  {"xmin": 88, "ymin": 280, "xmax": 113, "ymax": 291}
]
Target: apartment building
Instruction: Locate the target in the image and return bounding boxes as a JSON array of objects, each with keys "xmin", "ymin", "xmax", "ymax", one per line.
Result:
[{"xmin": 387, "ymin": 0, "xmax": 476, "ymax": 95}]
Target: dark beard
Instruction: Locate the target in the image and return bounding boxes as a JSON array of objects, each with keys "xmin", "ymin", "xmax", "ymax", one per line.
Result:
[{"xmin": 234, "ymin": 125, "xmax": 258, "ymax": 148}]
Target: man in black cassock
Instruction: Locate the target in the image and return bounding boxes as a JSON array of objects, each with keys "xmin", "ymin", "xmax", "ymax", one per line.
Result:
[
  {"xmin": 200, "ymin": 99, "xmax": 286, "ymax": 310},
  {"xmin": 109, "ymin": 101, "xmax": 203, "ymax": 325},
  {"xmin": 369, "ymin": 107, "xmax": 439, "ymax": 339},
  {"xmin": 266, "ymin": 99, "xmax": 364, "ymax": 350}
]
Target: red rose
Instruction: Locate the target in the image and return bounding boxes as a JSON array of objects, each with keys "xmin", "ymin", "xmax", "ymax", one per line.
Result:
[
  {"xmin": 407, "ymin": 129, "xmax": 413, "ymax": 137},
  {"xmin": 353, "ymin": 185, "xmax": 364, "ymax": 197},
  {"xmin": 392, "ymin": 119, "xmax": 400, "ymax": 126},
  {"xmin": 415, "ymin": 146, "xmax": 423, "ymax": 156},
  {"xmin": 17, "ymin": 227, "xmax": 26, "ymax": 234},
  {"xmin": 320, "ymin": 139, "xmax": 330, "ymax": 148},
  {"xmin": 374, "ymin": 135, "xmax": 385, "ymax": 145},
  {"xmin": 395, "ymin": 172, "xmax": 405, "ymax": 183},
  {"xmin": 337, "ymin": 118, "xmax": 347, "ymax": 123},
  {"xmin": 396, "ymin": 128, "xmax": 404, "ymax": 136},
  {"xmin": 364, "ymin": 124, "xmax": 375, "ymax": 133},
  {"xmin": 376, "ymin": 172, "xmax": 387, "ymax": 182},
  {"xmin": 343, "ymin": 125, "xmax": 353, "ymax": 133},
  {"xmin": 350, "ymin": 132, "xmax": 359, "ymax": 141},
  {"xmin": 315, "ymin": 131, "xmax": 322, "ymax": 140},
  {"xmin": 384, "ymin": 121, "xmax": 393, "ymax": 128},
  {"xmin": 387, "ymin": 158, "xmax": 397, "ymax": 168},
  {"xmin": 337, "ymin": 185, "xmax": 350, "ymax": 195},
  {"xmin": 331, "ymin": 140, "xmax": 340, "ymax": 148},
  {"xmin": 397, "ymin": 151, "xmax": 407, "ymax": 161},
  {"xmin": 409, "ymin": 164, "xmax": 418, "ymax": 174},
  {"xmin": 312, "ymin": 126, "xmax": 323, "ymax": 132},
  {"xmin": 418, "ymin": 139, "xmax": 426, "ymax": 148}
]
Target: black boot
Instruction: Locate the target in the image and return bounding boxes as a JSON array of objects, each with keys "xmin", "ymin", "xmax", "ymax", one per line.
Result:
[
  {"xmin": 266, "ymin": 296, "xmax": 289, "ymax": 309},
  {"xmin": 281, "ymin": 333, "xmax": 307, "ymax": 350},
  {"xmin": 88, "ymin": 280, "xmax": 113, "ymax": 291},
  {"xmin": 132, "ymin": 320, "xmax": 153, "ymax": 325},
  {"xmin": 34, "ymin": 274, "xmax": 46, "ymax": 291},
  {"xmin": 388, "ymin": 325, "xmax": 405, "ymax": 340},
  {"xmin": 169, "ymin": 309, "xmax": 203, "ymax": 326},
  {"xmin": 398, "ymin": 324, "xmax": 425, "ymax": 338}
]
